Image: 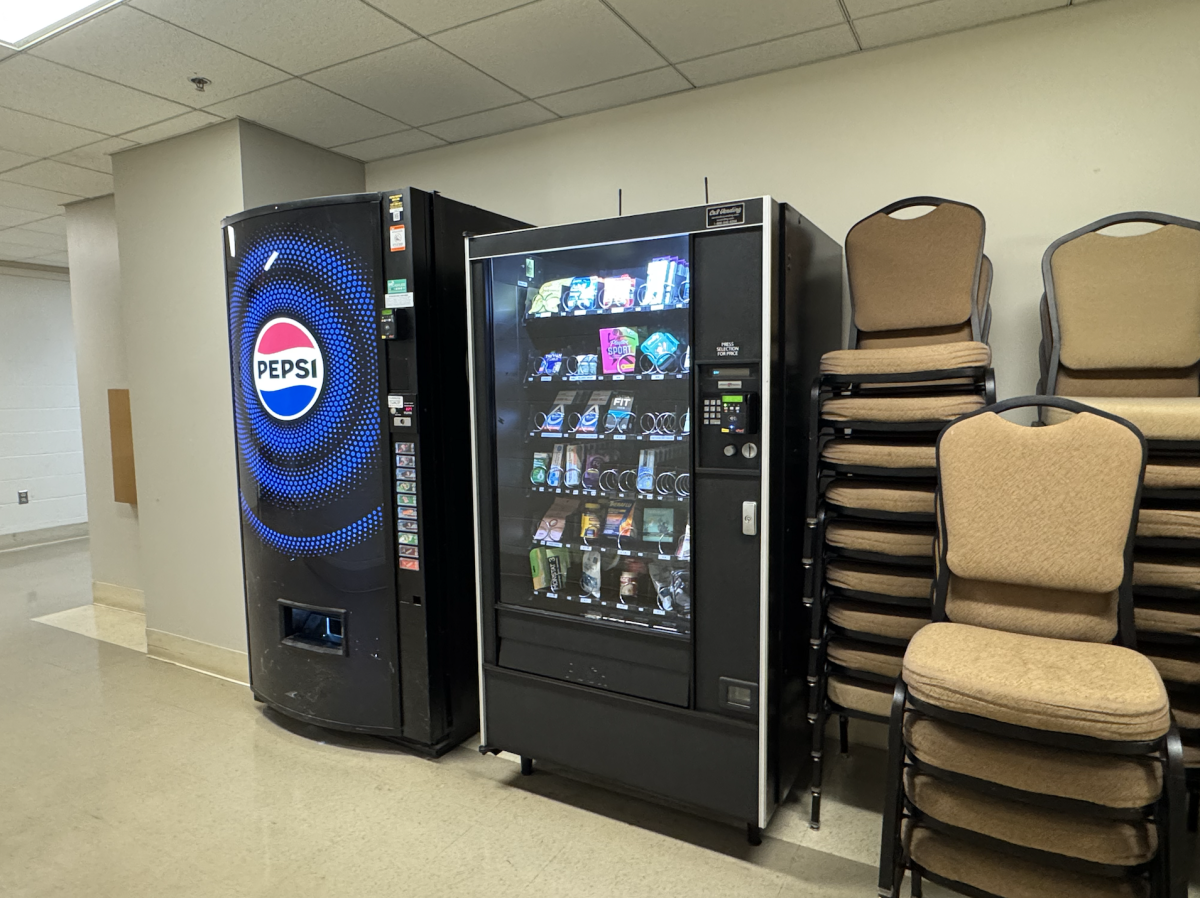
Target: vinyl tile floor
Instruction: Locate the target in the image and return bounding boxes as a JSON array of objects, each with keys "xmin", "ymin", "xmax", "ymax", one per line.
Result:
[{"xmin": 2, "ymin": 538, "xmax": 1197, "ymax": 897}]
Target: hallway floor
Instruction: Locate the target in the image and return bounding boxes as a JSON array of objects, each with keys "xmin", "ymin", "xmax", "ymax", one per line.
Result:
[{"xmin": 2, "ymin": 539, "xmax": 1193, "ymax": 896}]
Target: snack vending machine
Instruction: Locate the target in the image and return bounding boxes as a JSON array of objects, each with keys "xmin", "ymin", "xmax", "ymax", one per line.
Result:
[
  {"xmin": 224, "ymin": 189, "xmax": 525, "ymax": 754},
  {"xmin": 468, "ymin": 198, "xmax": 842, "ymax": 835}
]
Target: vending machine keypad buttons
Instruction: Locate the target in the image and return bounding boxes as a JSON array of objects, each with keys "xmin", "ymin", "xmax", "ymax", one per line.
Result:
[{"xmin": 703, "ymin": 393, "xmax": 759, "ymax": 435}]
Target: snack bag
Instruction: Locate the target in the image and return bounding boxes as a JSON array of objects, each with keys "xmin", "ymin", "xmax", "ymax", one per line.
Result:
[{"xmin": 599, "ymin": 327, "xmax": 640, "ymax": 374}]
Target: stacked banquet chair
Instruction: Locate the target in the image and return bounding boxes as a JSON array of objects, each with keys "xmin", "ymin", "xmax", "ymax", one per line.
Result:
[
  {"xmin": 1037, "ymin": 212, "xmax": 1200, "ymax": 825},
  {"xmin": 803, "ymin": 197, "xmax": 996, "ymax": 829},
  {"xmin": 878, "ymin": 396, "xmax": 1185, "ymax": 898}
]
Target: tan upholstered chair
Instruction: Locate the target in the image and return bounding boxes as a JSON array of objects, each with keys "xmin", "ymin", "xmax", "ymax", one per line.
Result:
[{"xmin": 877, "ymin": 397, "xmax": 1185, "ymax": 898}]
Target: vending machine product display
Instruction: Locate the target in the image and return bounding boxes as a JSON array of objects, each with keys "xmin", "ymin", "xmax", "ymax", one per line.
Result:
[
  {"xmin": 468, "ymin": 198, "xmax": 842, "ymax": 835},
  {"xmin": 224, "ymin": 189, "xmax": 526, "ymax": 754}
]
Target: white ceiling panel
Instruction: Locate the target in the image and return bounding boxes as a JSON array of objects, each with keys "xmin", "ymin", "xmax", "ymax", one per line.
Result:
[
  {"xmin": 538, "ymin": 67, "xmax": 689, "ymax": 117},
  {"xmin": 31, "ymin": 6, "xmax": 290, "ymax": 108},
  {"xmin": 332, "ymin": 129, "xmax": 446, "ymax": 161},
  {"xmin": 0, "ymin": 149, "xmax": 38, "ymax": 174},
  {"xmin": 606, "ymin": 0, "xmax": 846, "ymax": 63},
  {"xmin": 52, "ymin": 137, "xmax": 137, "ymax": 174},
  {"xmin": 131, "ymin": 0, "xmax": 417, "ymax": 75},
  {"xmin": 0, "ymin": 241, "xmax": 45, "ymax": 261},
  {"xmin": 678, "ymin": 23, "xmax": 858, "ymax": 87},
  {"xmin": 843, "ymin": 0, "xmax": 926, "ymax": 17},
  {"xmin": 118, "ymin": 110, "xmax": 223, "ymax": 145},
  {"xmin": 0, "ymin": 56, "xmax": 190, "ymax": 134},
  {"xmin": 1, "ymin": 160, "xmax": 113, "ymax": 197},
  {"xmin": 0, "ymin": 107, "xmax": 107, "ymax": 157},
  {"xmin": 435, "ymin": 0, "xmax": 665, "ymax": 97},
  {"xmin": 308, "ymin": 40, "xmax": 523, "ymax": 127},
  {"xmin": 30, "ymin": 252, "xmax": 71, "ymax": 267},
  {"xmin": 0, "ymin": 181, "xmax": 83, "ymax": 214},
  {"xmin": 20, "ymin": 216, "xmax": 68, "ymax": 236},
  {"xmin": 0, "ymin": 207, "xmax": 48, "ymax": 228},
  {"xmin": 204, "ymin": 80, "xmax": 406, "ymax": 147},
  {"xmin": 855, "ymin": 0, "xmax": 1067, "ymax": 49},
  {"xmin": 424, "ymin": 101, "xmax": 556, "ymax": 142},
  {"xmin": 362, "ymin": 0, "xmax": 534, "ymax": 35},
  {"xmin": 0, "ymin": 227, "xmax": 68, "ymax": 252}
]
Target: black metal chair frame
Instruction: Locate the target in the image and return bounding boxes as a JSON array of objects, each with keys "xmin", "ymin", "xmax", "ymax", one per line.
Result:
[{"xmin": 877, "ymin": 396, "xmax": 1188, "ymax": 898}]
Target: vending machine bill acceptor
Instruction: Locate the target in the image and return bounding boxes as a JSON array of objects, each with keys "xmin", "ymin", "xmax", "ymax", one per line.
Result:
[
  {"xmin": 467, "ymin": 198, "xmax": 842, "ymax": 833},
  {"xmin": 225, "ymin": 189, "xmax": 526, "ymax": 754}
]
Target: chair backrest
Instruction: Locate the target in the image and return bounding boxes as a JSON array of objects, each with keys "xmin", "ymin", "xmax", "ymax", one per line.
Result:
[
  {"xmin": 847, "ymin": 197, "xmax": 985, "ymax": 345},
  {"xmin": 1044, "ymin": 213, "xmax": 1200, "ymax": 396},
  {"xmin": 934, "ymin": 398, "xmax": 1145, "ymax": 645}
]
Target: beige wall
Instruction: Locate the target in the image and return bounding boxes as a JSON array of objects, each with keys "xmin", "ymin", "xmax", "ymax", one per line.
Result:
[
  {"xmin": 366, "ymin": 0, "xmax": 1200, "ymax": 403},
  {"xmin": 112, "ymin": 119, "xmax": 364, "ymax": 664},
  {"xmin": 64, "ymin": 195, "xmax": 143, "ymax": 602}
]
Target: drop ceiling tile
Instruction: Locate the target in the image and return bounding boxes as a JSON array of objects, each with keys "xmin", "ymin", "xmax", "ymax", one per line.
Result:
[
  {"xmin": 29, "ymin": 252, "xmax": 71, "ymax": 267},
  {"xmin": 332, "ymin": 129, "xmax": 446, "ymax": 161},
  {"xmin": 118, "ymin": 110, "xmax": 224, "ymax": 145},
  {"xmin": 607, "ymin": 0, "xmax": 846, "ymax": 63},
  {"xmin": 20, "ymin": 216, "xmax": 67, "ymax": 236},
  {"xmin": 0, "ymin": 207, "xmax": 47, "ymax": 228},
  {"xmin": 538, "ymin": 67, "xmax": 689, "ymax": 117},
  {"xmin": 0, "ymin": 227, "xmax": 68, "ymax": 252},
  {"xmin": 2, "ymin": 161, "xmax": 113, "ymax": 198},
  {"xmin": 0, "ymin": 181, "xmax": 82, "ymax": 214},
  {"xmin": 31, "ymin": 7, "xmax": 289, "ymax": 108},
  {"xmin": 843, "ymin": 0, "xmax": 926, "ymax": 17},
  {"xmin": 131, "ymin": 0, "xmax": 417, "ymax": 75},
  {"xmin": 308, "ymin": 40, "xmax": 522, "ymax": 127},
  {"xmin": 52, "ymin": 137, "xmax": 137, "ymax": 174},
  {"xmin": 0, "ymin": 149, "xmax": 38, "ymax": 174},
  {"xmin": 854, "ymin": 0, "xmax": 1067, "ymax": 49},
  {"xmin": 678, "ymin": 23, "xmax": 858, "ymax": 87},
  {"xmin": 0, "ymin": 56, "xmax": 190, "ymax": 134},
  {"xmin": 0, "ymin": 107, "xmax": 107, "ymax": 157},
  {"xmin": 204, "ymin": 80, "xmax": 405, "ymax": 147},
  {"xmin": 362, "ymin": 0, "xmax": 533, "ymax": 35},
  {"xmin": 0, "ymin": 241, "xmax": 45, "ymax": 261},
  {"xmin": 435, "ymin": 0, "xmax": 665, "ymax": 97},
  {"xmin": 425, "ymin": 101, "xmax": 555, "ymax": 142}
]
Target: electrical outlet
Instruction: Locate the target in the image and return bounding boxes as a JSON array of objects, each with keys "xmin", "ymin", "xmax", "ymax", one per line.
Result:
[{"xmin": 17, "ymin": 490, "xmax": 28, "ymax": 505}]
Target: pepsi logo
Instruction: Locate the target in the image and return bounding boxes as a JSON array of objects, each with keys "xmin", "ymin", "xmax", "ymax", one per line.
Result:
[{"xmin": 253, "ymin": 317, "xmax": 324, "ymax": 421}]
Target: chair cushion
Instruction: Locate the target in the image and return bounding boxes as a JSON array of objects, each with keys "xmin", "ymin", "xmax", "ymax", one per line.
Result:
[
  {"xmin": 905, "ymin": 715, "xmax": 1162, "ymax": 809},
  {"xmin": 825, "ymin": 480, "xmax": 936, "ymax": 515},
  {"xmin": 827, "ymin": 638, "xmax": 905, "ymax": 678},
  {"xmin": 1137, "ymin": 507, "xmax": 1200, "ymax": 539},
  {"xmin": 826, "ymin": 561, "xmax": 933, "ymax": 599},
  {"xmin": 939, "ymin": 411, "xmax": 1143, "ymax": 595},
  {"xmin": 1145, "ymin": 647, "xmax": 1200, "ymax": 685},
  {"xmin": 944, "ymin": 575, "xmax": 1119, "ymax": 644},
  {"xmin": 1134, "ymin": 606, "xmax": 1200, "ymax": 637},
  {"xmin": 1144, "ymin": 462, "xmax": 1200, "ymax": 489},
  {"xmin": 905, "ymin": 770, "xmax": 1157, "ymax": 865},
  {"xmin": 903, "ymin": 622, "xmax": 1171, "ymax": 741},
  {"xmin": 826, "ymin": 674, "xmax": 895, "ymax": 718},
  {"xmin": 1172, "ymin": 695, "xmax": 1200, "ymax": 731},
  {"xmin": 1133, "ymin": 561, "xmax": 1200, "ymax": 590},
  {"xmin": 825, "ymin": 521, "xmax": 934, "ymax": 558},
  {"xmin": 1055, "ymin": 364, "xmax": 1200, "ymax": 398},
  {"xmin": 822, "ymin": 394, "xmax": 985, "ymax": 423},
  {"xmin": 1183, "ymin": 742, "xmax": 1200, "ymax": 767},
  {"xmin": 1045, "ymin": 398, "xmax": 1200, "ymax": 441},
  {"xmin": 821, "ymin": 439, "xmax": 936, "ymax": 470},
  {"xmin": 820, "ymin": 342, "xmax": 991, "ymax": 376},
  {"xmin": 828, "ymin": 599, "xmax": 929, "ymax": 641},
  {"xmin": 906, "ymin": 825, "xmax": 1150, "ymax": 898},
  {"xmin": 857, "ymin": 323, "xmax": 973, "ymax": 349}
]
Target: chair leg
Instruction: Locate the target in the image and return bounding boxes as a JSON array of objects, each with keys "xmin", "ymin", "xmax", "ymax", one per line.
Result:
[
  {"xmin": 1188, "ymin": 788, "xmax": 1198, "ymax": 834},
  {"xmin": 810, "ymin": 704, "xmax": 827, "ymax": 830},
  {"xmin": 1164, "ymin": 728, "xmax": 1188, "ymax": 898},
  {"xmin": 839, "ymin": 714, "xmax": 850, "ymax": 756},
  {"xmin": 910, "ymin": 865, "xmax": 923, "ymax": 898},
  {"xmin": 878, "ymin": 680, "xmax": 909, "ymax": 898}
]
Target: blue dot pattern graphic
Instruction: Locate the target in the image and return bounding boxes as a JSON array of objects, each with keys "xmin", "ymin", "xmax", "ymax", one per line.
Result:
[{"xmin": 229, "ymin": 223, "xmax": 382, "ymax": 556}]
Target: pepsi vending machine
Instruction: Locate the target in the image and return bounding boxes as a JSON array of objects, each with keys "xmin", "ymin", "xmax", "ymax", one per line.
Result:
[{"xmin": 224, "ymin": 189, "xmax": 526, "ymax": 754}]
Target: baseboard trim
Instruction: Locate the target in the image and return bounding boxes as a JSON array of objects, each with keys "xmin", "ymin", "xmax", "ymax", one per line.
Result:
[
  {"xmin": 93, "ymin": 581, "xmax": 145, "ymax": 613},
  {"xmin": 146, "ymin": 628, "xmax": 249, "ymax": 685},
  {"xmin": 0, "ymin": 522, "xmax": 89, "ymax": 551}
]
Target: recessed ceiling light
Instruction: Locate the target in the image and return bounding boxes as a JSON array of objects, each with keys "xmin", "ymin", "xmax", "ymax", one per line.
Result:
[{"xmin": 0, "ymin": 0, "xmax": 127, "ymax": 50}]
